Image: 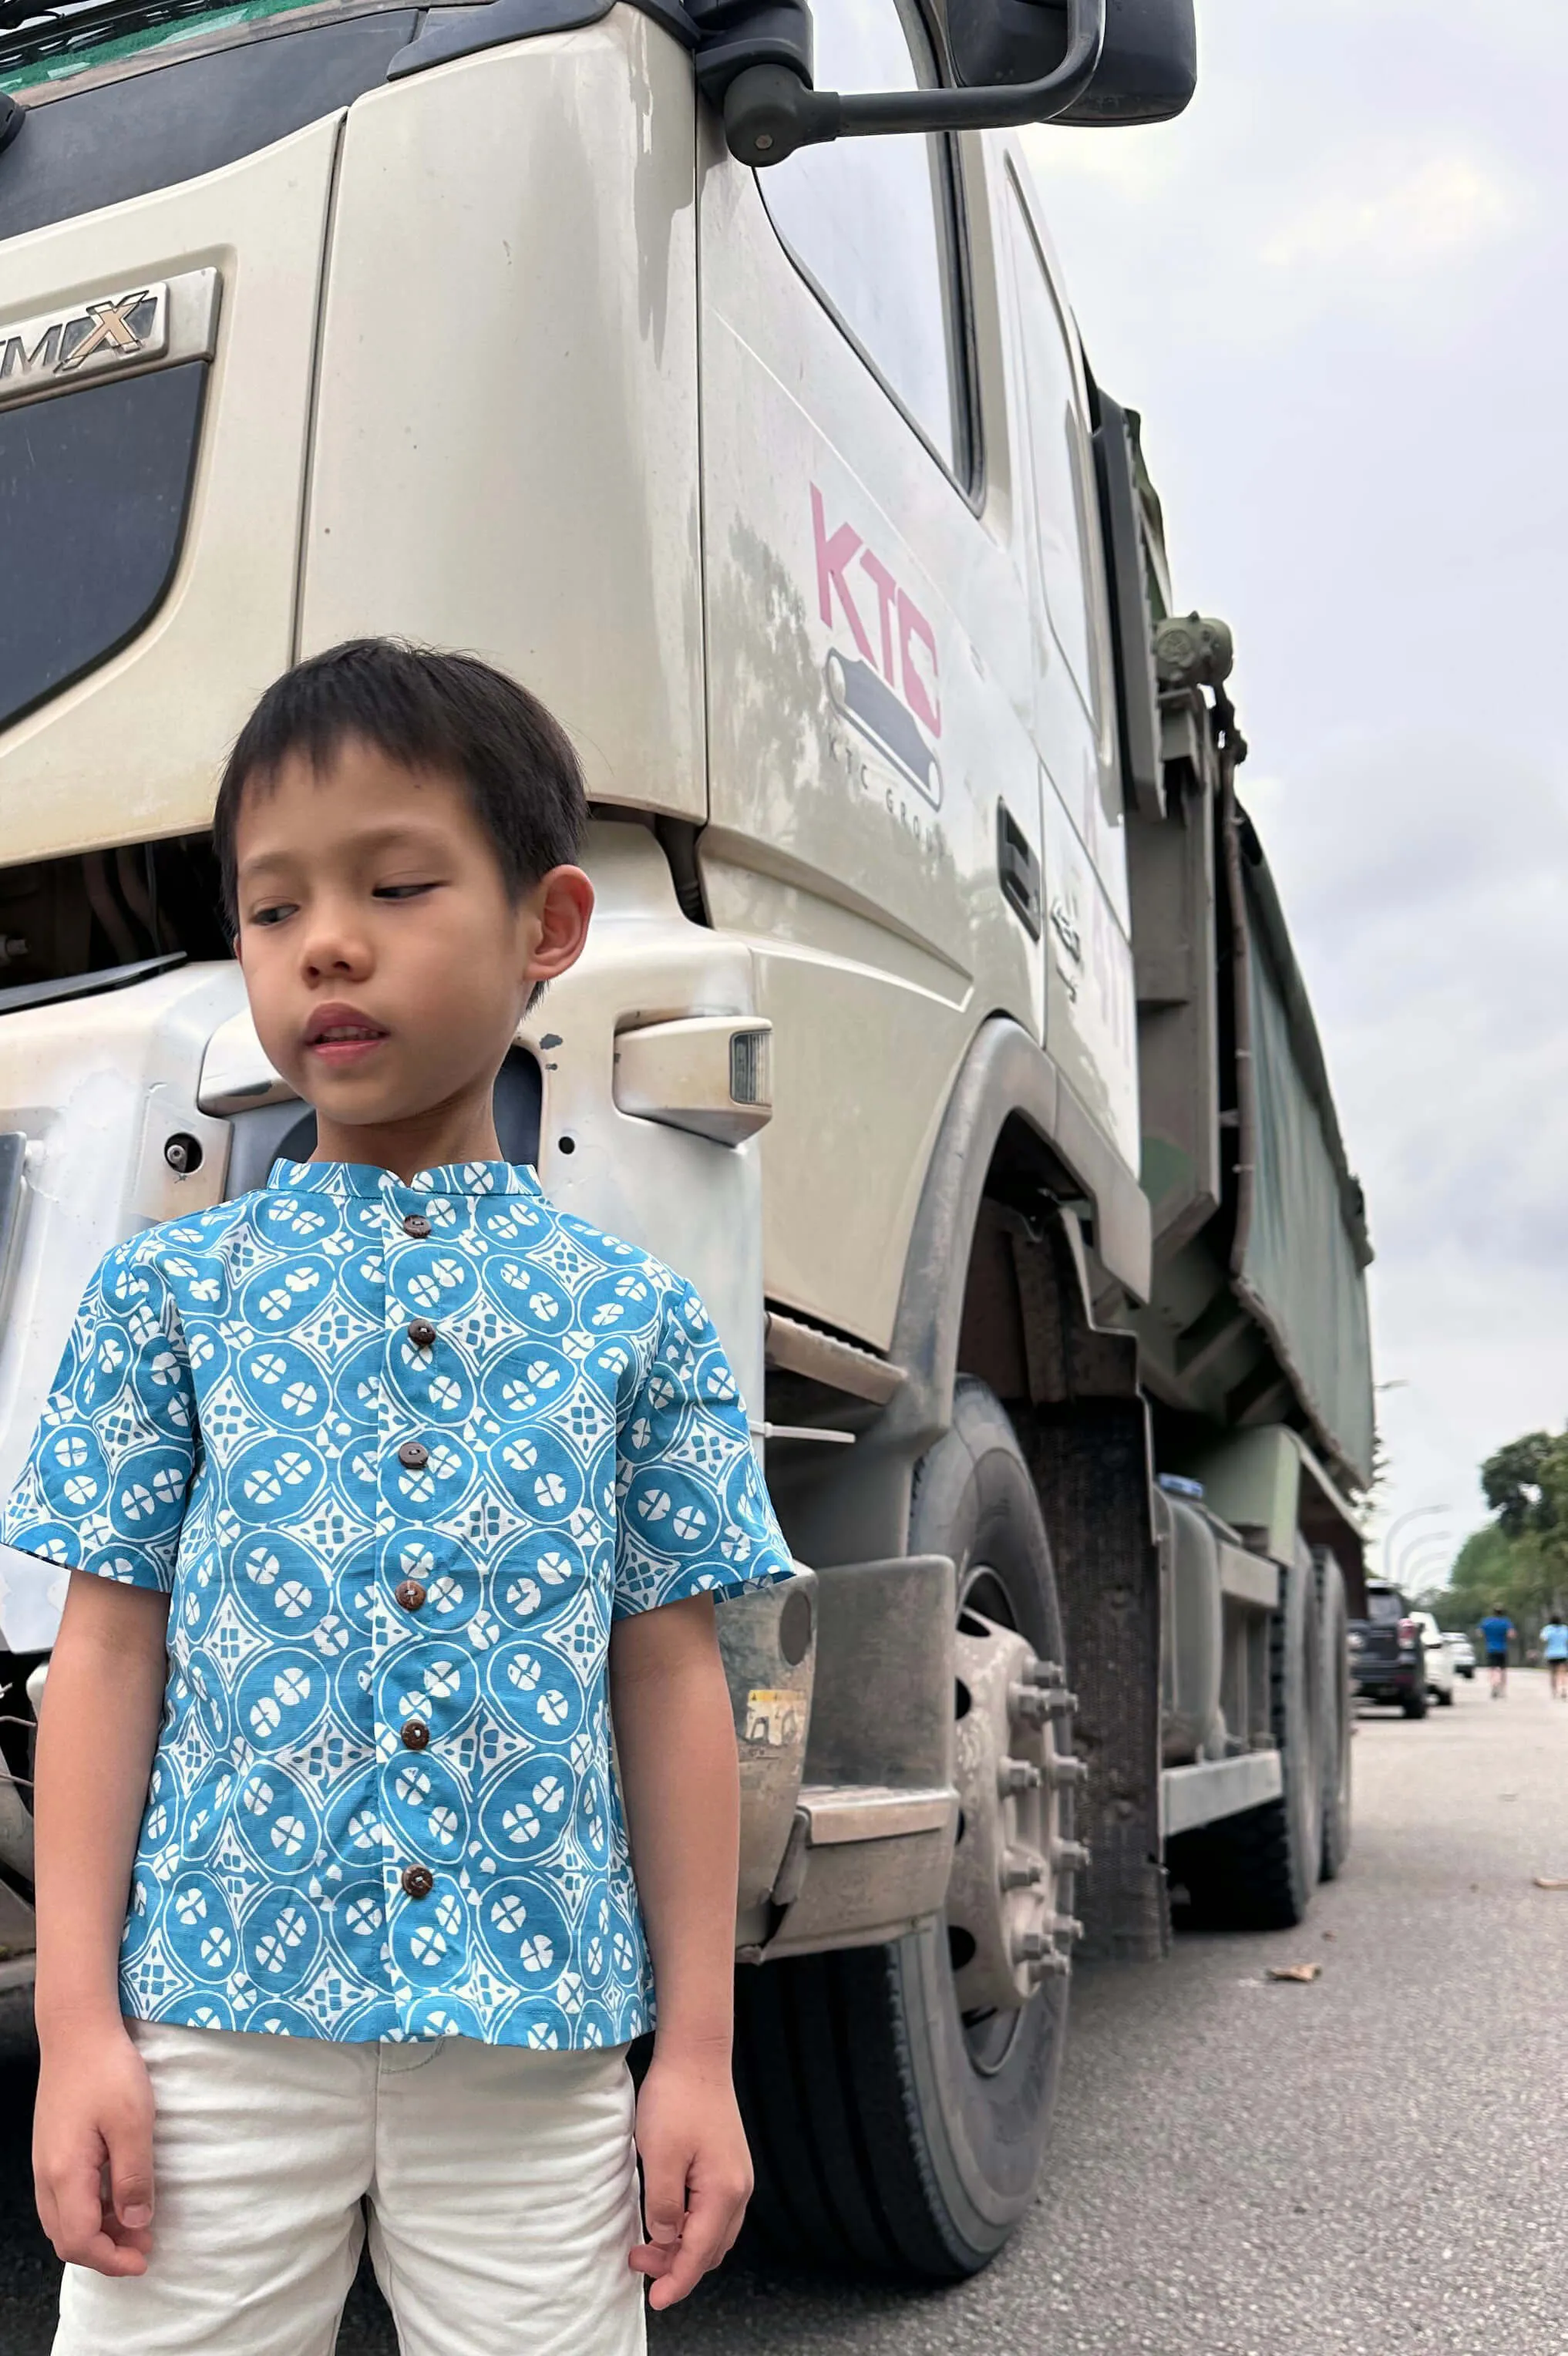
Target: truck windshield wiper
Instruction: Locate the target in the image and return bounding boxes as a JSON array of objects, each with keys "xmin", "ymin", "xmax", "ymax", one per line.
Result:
[
  {"xmin": 0, "ymin": 951, "xmax": 185, "ymax": 1018},
  {"xmin": 1, "ymin": 0, "xmax": 253, "ymax": 76}
]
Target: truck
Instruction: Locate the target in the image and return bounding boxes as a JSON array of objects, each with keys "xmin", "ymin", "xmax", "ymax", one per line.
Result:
[{"xmin": 0, "ymin": 0, "xmax": 1374, "ymax": 2284}]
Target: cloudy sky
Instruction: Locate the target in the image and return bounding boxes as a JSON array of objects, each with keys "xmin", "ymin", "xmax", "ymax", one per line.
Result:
[{"xmin": 1025, "ymin": 0, "xmax": 1567, "ymax": 1585}]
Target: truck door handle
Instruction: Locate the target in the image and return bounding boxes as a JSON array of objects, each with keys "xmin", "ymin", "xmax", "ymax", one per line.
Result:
[{"xmin": 998, "ymin": 801, "xmax": 1042, "ymax": 939}]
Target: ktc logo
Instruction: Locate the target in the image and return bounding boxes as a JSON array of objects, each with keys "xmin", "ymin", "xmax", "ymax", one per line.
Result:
[{"xmin": 811, "ymin": 486, "xmax": 941, "ymax": 740}]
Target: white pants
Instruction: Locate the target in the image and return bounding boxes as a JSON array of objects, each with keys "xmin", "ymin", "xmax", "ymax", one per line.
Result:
[{"xmin": 55, "ymin": 2020, "xmax": 646, "ymax": 2356}]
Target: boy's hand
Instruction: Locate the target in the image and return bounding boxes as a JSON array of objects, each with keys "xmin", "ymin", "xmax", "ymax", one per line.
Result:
[
  {"xmin": 630, "ymin": 2049, "xmax": 753, "ymax": 2308},
  {"xmin": 34, "ymin": 2019, "xmax": 156, "ymax": 2276}
]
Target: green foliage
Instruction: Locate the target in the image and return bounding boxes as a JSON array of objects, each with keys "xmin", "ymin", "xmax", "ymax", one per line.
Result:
[
  {"xmin": 1424, "ymin": 1462, "xmax": 1568, "ymax": 1641},
  {"xmin": 1393, "ymin": 1426, "xmax": 1568, "ymax": 1641},
  {"xmin": 1480, "ymin": 1431, "xmax": 1563, "ymax": 1539}
]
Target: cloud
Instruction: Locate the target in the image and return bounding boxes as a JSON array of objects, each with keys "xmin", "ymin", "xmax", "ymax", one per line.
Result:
[
  {"xmin": 1030, "ymin": 0, "xmax": 1568, "ymax": 1551},
  {"xmin": 1241, "ymin": 721, "xmax": 1568, "ymax": 1540},
  {"xmin": 1261, "ymin": 154, "xmax": 1516, "ymax": 272}
]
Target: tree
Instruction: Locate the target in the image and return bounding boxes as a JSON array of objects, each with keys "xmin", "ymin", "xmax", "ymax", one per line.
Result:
[
  {"xmin": 1420, "ymin": 1428, "xmax": 1568, "ymax": 1645},
  {"xmin": 1481, "ymin": 1432, "xmax": 1563, "ymax": 1539},
  {"xmin": 1444, "ymin": 1523, "xmax": 1546, "ymax": 1634}
]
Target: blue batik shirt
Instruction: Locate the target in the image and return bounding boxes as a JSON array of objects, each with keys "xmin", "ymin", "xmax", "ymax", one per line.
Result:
[{"xmin": 1, "ymin": 1159, "xmax": 792, "ymax": 2047}]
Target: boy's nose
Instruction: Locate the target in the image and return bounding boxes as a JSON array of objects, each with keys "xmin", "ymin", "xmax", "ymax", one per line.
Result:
[{"xmin": 300, "ymin": 922, "xmax": 372, "ymax": 981}]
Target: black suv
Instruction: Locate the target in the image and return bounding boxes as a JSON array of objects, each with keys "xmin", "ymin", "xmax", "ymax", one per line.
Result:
[{"xmin": 1348, "ymin": 1580, "xmax": 1427, "ymax": 1718}]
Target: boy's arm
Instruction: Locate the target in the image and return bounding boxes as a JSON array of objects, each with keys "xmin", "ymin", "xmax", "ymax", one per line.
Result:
[
  {"xmin": 32, "ymin": 1569, "xmax": 171, "ymax": 2276},
  {"xmin": 609, "ymin": 1592, "xmax": 751, "ymax": 2308}
]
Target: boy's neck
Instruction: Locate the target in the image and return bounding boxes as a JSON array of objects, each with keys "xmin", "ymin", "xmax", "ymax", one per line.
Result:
[{"xmin": 310, "ymin": 1088, "xmax": 506, "ymax": 1184}]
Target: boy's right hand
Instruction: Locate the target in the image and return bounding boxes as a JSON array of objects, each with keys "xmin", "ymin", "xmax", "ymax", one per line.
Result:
[{"xmin": 34, "ymin": 2020, "xmax": 156, "ymax": 2275}]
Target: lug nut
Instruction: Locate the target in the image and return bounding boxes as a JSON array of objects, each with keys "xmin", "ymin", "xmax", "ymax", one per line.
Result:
[
  {"xmin": 1046, "ymin": 1753, "xmax": 1088, "ymax": 1789},
  {"xmin": 1009, "ymin": 1682, "xmax": 1052, "ymax": 1727},
  {"xmin": 1000, "ymin": 1845, "xmax": 1046, "ymax": 1891},
  {"xmin": 1011, "ymin": 1681, "xmax": 1079, "ymax": 1724},
  {"xmin": 998, "ymin": 1759, "xmax": 1043, "ymax": 1796},
  {"xmin": 1014, "ymin": 1927, "xmax": 1071, "ymax": 1976},
  {"xmin": 1045, "ymin": 1913, "xmax": 1085, "ymax": 1943},
  {"xmin": 1025, "ymin": 1658, "xmax": 1065, "ymax": 1688},
  {"xmin": 1052, "ymin": 1839, "xmax": 1092, "ymax": 1873}
]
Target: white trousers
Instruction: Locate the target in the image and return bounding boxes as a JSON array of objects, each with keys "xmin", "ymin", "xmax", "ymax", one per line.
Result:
[{"xmin": 55, "ymin": 2020, "xmax": 646, "ymax": 2356}]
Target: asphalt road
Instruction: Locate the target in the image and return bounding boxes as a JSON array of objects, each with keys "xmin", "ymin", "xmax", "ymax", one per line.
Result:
[{"xmin": 2, "ymin": 1669, "xmax": 1563, "ymax": 2352}]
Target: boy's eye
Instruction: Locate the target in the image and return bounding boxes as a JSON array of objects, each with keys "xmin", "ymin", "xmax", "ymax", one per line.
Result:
[
  {"xmin": 374, "ymin": 882, "xmax": 439, "ymax": 901},
  {"xmin": 249, "ymin": 903, "xmax": 297, "ymax": 927}
]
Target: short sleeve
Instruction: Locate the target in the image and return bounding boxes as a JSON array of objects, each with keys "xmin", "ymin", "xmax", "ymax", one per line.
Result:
[
  {"xmin": 0, "ymin": 1241, "xmax": 197, "ymax": 1591},
  {"xmin": 614, "ymin": 1277, "xmax": 793, "ymax": 1619}
]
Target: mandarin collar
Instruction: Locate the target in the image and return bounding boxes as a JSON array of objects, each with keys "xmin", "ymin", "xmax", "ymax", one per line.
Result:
[{"xmin": 268, "ymin": 1156, "xmax": 542, "ymax": 1200}]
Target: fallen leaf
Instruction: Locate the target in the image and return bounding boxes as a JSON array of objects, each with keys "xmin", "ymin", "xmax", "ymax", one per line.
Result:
[
  {"xmin": 1266, "ymin": 1963, "xmax": 1322, "ymax": 1984},
  {"xmin": 1533, "ymin": 1876, "xmax": 1568, "ymax": 1890}
]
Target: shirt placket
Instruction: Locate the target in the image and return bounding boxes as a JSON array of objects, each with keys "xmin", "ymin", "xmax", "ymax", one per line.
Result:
[{"xmin": 378, "ymin": 1180, "xmax": 451, "ymax": 2021}]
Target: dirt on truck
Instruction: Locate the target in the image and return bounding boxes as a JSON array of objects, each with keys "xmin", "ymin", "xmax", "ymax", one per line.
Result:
[{"xmin": 0, "ymin": 0, "xmax": 1372, "ymax": 2281}]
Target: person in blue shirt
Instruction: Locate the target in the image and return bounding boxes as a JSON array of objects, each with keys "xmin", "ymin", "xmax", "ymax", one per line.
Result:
[
  {"xmin": 1539, "ymin": 1613, "xmax": 1568, "ymax": 1700},
  {"xmin": 7, "ymin": 640, "xmax": 795, "ymax": 2352},
  {"xmin": 1479, "ymin": 1607, "xmax": 1516, "ymax": 1698}
]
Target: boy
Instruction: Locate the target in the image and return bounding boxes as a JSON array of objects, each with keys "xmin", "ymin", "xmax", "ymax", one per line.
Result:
[{"xmin": 8, "ymin": 639, "xmax": 793, "ymax": 2352}]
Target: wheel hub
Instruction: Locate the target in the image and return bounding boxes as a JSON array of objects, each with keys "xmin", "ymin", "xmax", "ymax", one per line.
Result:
[{"xmin": 947, "ymin": 1604, "xmax": 1086, "ymax": 2015}]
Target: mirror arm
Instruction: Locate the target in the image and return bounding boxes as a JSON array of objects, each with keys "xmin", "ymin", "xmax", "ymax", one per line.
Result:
[{"xmin": 718, "ymin": 0, "xmax": 1107, "ymax": 167}]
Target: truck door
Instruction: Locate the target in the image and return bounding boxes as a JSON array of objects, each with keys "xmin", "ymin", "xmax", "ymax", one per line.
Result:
[
  {"xmin": 999, "ymin": 164, "xmax": 1139, "ymax": 1173},
  {"xmin": 697, "ymin": 0, "xmax": 1042, "ymax": 1352}
]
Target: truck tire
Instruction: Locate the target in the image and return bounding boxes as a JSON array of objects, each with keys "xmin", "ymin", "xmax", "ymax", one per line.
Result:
[
  {"xmin": 735, "ymin": 1379, "xmax": 1070, "ymax": 2279},
  {"xmin": 1317, "ymin": 1550, "xmax": 1351, "ymax": 1881},
  {"xmin": 1401, "ymin": 1685, "xmax": 1428, "ymax": 1720},
  {"xmin": 1171, "ymin": 1549, "xmax": 1324, "ymax": 1931}
]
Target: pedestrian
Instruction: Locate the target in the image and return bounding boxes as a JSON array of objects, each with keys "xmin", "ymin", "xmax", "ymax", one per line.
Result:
[
  {"xmin": 1479, "ymin": 1605, "xmax": 1516, "ymax": 1698},
  {"xmin": 1541, "ymin": 1612, "xmax": 1568, "ymax": 1699},
  {"xmin": 7, "ymin": 641, "xmax": 796, "ymax": 2354}
]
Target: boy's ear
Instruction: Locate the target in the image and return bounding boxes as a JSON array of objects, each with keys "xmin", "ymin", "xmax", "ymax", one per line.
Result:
[{"xmin": 523, "ymin": 866, "xmax": 594, "ymax": 988}]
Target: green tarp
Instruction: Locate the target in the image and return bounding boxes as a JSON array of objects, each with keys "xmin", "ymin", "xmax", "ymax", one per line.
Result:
[{"xmin": 1233, "ymin": 832, "xmax": 1375, "ymax": 1489}]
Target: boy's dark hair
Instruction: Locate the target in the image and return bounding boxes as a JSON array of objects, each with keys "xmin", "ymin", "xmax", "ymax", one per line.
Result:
[{"xmin": 213, "ymin": 638, "xmax": 587, "ymax": 929}]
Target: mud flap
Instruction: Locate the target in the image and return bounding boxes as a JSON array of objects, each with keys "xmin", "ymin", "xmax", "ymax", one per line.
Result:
[{"xmin": 1024, "ymin": 1398, "xmax": 1168, "ymax": 1961}]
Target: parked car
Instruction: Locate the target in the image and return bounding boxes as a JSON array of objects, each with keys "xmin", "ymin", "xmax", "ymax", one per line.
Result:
[
  {"xmin": 1445, "ymin": 1632, "xmax": 1477, "ymax": 1681},
  {"xmin": 1412, "ymin": 1612, "xmax": 1455, "ymax": 1706},
  {"xmin": 1348, "ymin": 1580, "xmax": 1428, "ymax": 1717}
]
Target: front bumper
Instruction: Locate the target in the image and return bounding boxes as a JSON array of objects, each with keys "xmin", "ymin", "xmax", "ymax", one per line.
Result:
[{"xmin": 1351, "ymin": 1657, "xmax": 1422, "ymax": 1700}]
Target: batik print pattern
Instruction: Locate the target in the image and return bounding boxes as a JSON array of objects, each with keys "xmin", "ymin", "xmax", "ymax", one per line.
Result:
[{"xmin": 2, "ymin": 1159, "xmax": 792, "ymax": 2047}]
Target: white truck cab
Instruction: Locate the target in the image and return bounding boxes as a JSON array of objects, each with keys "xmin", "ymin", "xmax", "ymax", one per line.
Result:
[{"xmin": 0, "ymin": 0, "xmax": 1375, "ymax": 2279}]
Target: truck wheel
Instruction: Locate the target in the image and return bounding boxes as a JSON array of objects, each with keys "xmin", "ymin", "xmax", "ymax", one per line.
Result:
[
  {"xmin": 735, "ymin": 1378, "xmax": 1071, "ymax": 2279},
  {"xmin": 1171, "ymin": 1549, "xmax": 1324, "ymax": 1930},
  {"xmin": 1317, "ymin": 1550, "xmax": 1351, "ymax": 1880},
  {"xmin": 1401, "ymin": 1686, "xmax": 1428, "ymax": 1720}
]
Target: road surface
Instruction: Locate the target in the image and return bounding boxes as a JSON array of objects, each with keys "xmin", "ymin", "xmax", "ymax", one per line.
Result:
[{"xmin": 1, "ymin": 1671, "xmax": 1562, "ymax": 2352}]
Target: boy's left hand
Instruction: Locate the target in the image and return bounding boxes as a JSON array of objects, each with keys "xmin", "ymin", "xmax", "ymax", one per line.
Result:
[{"xmin": 630, "ymin": 2050, "xmax": 753, "ymax": 2308}]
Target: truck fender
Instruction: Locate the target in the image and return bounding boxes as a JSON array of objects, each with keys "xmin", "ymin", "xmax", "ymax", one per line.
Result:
[
  {"xmin": 776, "ymin": 1014, "xmax": 1148, "ymax": 1573},
  {"xmin": 768, "ymin": 1015, "xmax": 1166, "ymax": 1961}
]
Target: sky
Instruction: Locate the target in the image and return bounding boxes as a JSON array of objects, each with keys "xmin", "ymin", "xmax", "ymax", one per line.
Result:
[{"xmin": 1024, "ymin": 0, "xmax": 1568, "ymax": 1589}]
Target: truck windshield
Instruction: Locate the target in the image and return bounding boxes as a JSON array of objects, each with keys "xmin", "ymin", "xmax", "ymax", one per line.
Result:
[
  {"xmin": 3, "ymin": 0, "xmax": 315, "ymax": 94},
  {"xmin": 1365, "ymin": 1590, "xmax": 1404, "ymax": 1624}
]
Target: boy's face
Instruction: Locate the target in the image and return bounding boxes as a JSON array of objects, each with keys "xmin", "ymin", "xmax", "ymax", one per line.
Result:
[{"xmin": 234, "ymin": 738, "xmax": 591, "ymax": 1151}]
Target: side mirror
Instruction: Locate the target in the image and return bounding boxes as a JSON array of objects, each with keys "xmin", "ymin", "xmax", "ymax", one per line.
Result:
[
  {"xmin": 947, "ymin": 0, "xmax": 1196, "ymax": 128},
  {"xmin": 691, "ymin": 0, "xmax": 1196, "ymax": 170}
]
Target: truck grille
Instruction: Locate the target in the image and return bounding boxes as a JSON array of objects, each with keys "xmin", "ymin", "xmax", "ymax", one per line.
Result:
[{"xmin": 0, "ymin": 358, "xmax": 206, "ymax": 731}]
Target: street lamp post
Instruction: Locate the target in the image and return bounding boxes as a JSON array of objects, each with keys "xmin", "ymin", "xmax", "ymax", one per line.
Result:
[
  {"xmin": 1381, "ymin": 1503, "xmax": 1451, "ymax": 1581},
  {"xmin": 1395, "ymin": 1533, "xmax": 1453, "ymax": 1591}
]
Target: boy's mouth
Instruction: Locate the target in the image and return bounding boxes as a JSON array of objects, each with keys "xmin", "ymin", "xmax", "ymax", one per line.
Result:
[{"xmin": 303, "ymin": 1003, "xmax": 390, "ymax": 1069}]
